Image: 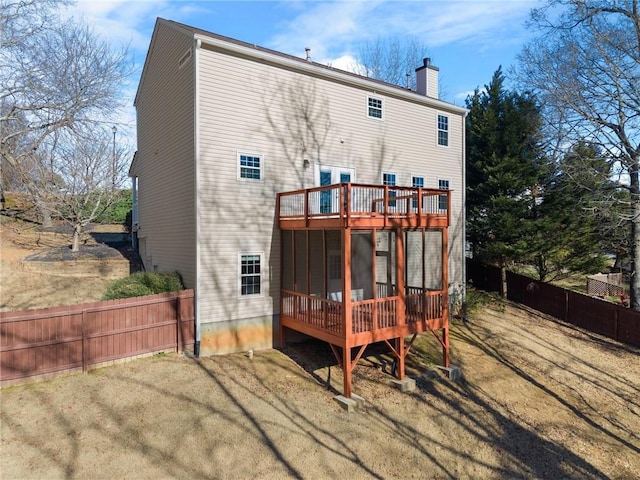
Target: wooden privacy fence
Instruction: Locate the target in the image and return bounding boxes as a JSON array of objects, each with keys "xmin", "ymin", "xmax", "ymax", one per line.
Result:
[
  {"xmin": 466, "ymin": 260, "xmax": 640, "ymax": 348},
  {"xmin": 0, "ymin": 290, "xmax": 195, "ymax": 386}
]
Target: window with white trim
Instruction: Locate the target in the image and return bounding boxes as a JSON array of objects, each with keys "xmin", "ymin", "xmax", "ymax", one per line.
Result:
[
  {"xmin": 437, "ymin": 114, "xmax": 449, "ymax": 146},
  {"xmin": 383, "ymin": 172, "xmax": 397, "ymax": 207},
  {"xmin": 368, "ymin": 95, "xmax": 383, "ymax": 119},
  {"xmin": 238, "ymin": 153, "xmax": 262, "ymax": 180},
  {"xmin": 438, "ymin": 179, "xmax": 450, "ymax": 211},
  {"xmin": 239, "ymin": 253, "xmax": 262, "ymax": 296},
  {"xmin": 412, "ymin": 176, "xmax": 424, "ymax": 209}
]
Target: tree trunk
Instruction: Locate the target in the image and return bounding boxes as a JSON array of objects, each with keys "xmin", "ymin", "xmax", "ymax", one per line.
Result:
[
  {"xmin": 500, "ymin": 264, "xmax": 508, "ymax": 298},
  {"xmin": 630, "ymin": 166, "xmax": 640, "ymax": 310},
  {"xmin": 35, "ymin": 196, "xmax": 53, "ymax": 228},
  {"xmin": 71, "ymin": 224, "xmax": 82, "ymax": 252}
]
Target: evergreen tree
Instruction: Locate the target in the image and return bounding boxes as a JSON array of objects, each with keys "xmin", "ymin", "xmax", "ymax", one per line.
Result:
[
  {"xmin": 466, "ymin": 67, "xmax": 543, "ymax": 284},
  {"xmin": 529, "ymin": 142, "xmax": 611, "ymax": 281}
]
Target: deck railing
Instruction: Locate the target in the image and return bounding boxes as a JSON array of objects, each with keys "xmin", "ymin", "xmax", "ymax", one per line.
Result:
[
  {"xmin": 351, "ymin": 297, "xmax": 399, "ymax": 333},
  {"xmin": 281, "ymin": 290, "xmax": 343, "ymax": 335},
  {"xmin": 406, "ymin": 287, "xmax": 444, "ymax": 322},
  {"xmin": 278, "ymin": 183, "xmax": 450, "ymax": 225},
  {"xmin": 282, "ymin": 286, "xmax": 444, "ymax": 338}
]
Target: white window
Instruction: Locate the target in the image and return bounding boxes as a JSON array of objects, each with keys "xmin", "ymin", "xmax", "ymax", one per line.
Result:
[
  {"xmin": 238, "ymin": 153, "xmax": 262, "ymax": 180},
  {"xmin": 239, "ymin": 253, "xmax": 263, "ymax": 296},
  {"xmin": 367, "ymin": 95, "xmax": 383, "ymax": 120},
  {"xmin": 383, "ymin": 172, "xmax": 397, "ymax": 207},
  {"xmin": 437, "ymin": 114, "xmax": 449, "ymax": 147},
  {"xmin": 438, "ymin": 179, "xmax": 450, "ymax": 211},
  {"xmin": 412, "ymin": 176, "xmax": 424, "ymax": 209}
]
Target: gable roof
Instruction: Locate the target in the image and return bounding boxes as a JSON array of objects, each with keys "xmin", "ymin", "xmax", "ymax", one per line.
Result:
[{"xmin": 136, "ymin": 18, "xmax": 467, "ymax": 115}]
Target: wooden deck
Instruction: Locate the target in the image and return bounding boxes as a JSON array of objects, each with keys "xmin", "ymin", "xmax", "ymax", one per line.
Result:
[
  {"xmin": 277, "ymin": 182, "xmax": 450, "ymax": 399},
  {"xmin": 280, "ymin": 288, "xmax": 446, "ymax": 347},
  {"xmin": 278, "ymin": 183, "xmax": 450, "ymax": 230}
]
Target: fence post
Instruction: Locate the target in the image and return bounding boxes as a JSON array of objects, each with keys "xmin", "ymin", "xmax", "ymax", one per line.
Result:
[
  {"xmin": 82, "ymin": 309, "xmax": 87, "ymax": 373},
  {"xmin": 614, "ymin": 305, "xmax": 619, "ymax": 342}
]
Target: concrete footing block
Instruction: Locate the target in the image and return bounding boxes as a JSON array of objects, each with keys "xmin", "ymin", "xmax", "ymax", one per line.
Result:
[
  {"xmin": 334, "ymin": 393, "xmax": 365, "ymax": 412},
  {"xmin": 391, "ymin": 377, "xmax": 416, "ymax": 393},
  {"xmin": 437, "ymin": 365, "xmax": 461, "ymax": 381}
]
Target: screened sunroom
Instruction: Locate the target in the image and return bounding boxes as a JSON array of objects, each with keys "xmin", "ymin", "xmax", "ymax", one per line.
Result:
[{"xmin": 278, "ymin": 183, "xmax": 451, "ymax": 398}]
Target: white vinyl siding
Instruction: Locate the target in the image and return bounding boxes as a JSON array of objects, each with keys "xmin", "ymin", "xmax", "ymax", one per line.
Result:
[
  {"xmin": 134, "ymin": 21, "xmax": 197, "ymax": 288},
  {"xmin": 190, "ymin": 35, "xmax": 466, "ymax": 325}
]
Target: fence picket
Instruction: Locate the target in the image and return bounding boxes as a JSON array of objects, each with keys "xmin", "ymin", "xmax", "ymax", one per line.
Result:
[
  {"xmin": 1, "ymin": 290, "xmax": 195, "ymax": 386},
  {"xmin": 466, "ymin": 260, "xmax": 640, "ymax": 348}
]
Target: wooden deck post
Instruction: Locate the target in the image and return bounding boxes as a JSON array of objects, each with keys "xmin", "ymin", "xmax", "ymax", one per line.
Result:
[
  {"xmin": 396, "ymin": 337, "xmax": 405, "ymax": 380},
  {"xmin": 343, "ymin": 228, "xmax": 352, "ymax": 337},
  {"xmin": 396, "ymin": 228, "xmax": 405, "ymax": 326},
  {"xmin": 443, "ymin": 327, "xmax": 450, "ymax": 368},
  {"xmin": 342, "ymin": 345, "xmax": 352, "ymax": 398},
  {"xmin": 442, "ymin": 227, "xmax": 450, "ymax": 368},
  {"xmin": 343, "ymin": 228, "xmax": 353, "ymax": 397}
]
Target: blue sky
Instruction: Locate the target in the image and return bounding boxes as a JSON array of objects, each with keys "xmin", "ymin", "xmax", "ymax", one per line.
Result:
[{"xmin": 63, "ymin": 0, "xmax": 538, "ymax": 144}]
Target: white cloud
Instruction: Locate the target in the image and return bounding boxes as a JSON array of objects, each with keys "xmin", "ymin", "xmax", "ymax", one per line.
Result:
[
  {"xmin": 454, "ymin": 87, "xmax": 486, "ymax": 101},
  {"xmin": 265, "ymin": 0, "xmax": 537, "ymax": 60},
  {"xmin": 321, "ymin": 54, "xmax": 361, "ymax": 74}
]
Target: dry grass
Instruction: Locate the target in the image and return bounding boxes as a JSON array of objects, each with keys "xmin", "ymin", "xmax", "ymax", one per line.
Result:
[{"xmin": 2, "ymin": 300, "xmax": 639, "ymax": 479}]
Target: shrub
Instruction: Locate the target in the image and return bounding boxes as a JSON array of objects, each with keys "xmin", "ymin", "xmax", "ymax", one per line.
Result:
[
  {"xmin": 93, "ymin": 189, "xmax": 132, "ymax": 224},
  {"xmin": 103, "ymin": 271, "xmax": 184, "ymax": 300}
]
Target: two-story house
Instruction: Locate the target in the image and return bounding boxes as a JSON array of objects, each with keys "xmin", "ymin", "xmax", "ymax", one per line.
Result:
[{"xmin": 131, "ymin": 18, "xmax": 467, "ymax": 398}]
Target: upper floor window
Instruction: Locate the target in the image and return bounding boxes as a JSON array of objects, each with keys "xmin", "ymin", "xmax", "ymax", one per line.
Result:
[
  {"xmin": 238, "ymin": 153, "xmax": 262, "ymax": 180},
  {"xmin": 368, "ymin": 95, "xmax": 383, "ymax": 119},
  {"xmin": 438, "ymin": 179, "xmax": 450, "ymax": 211},
  {"xmin": 412, "ymin": 176, "xmax": 424, "ymax": 209},
  {"xmin": 239, "ymin": 253, "xmax": 262, "ymax": 296},
  {"xmin": 437, "ymin": 114, "xmax": 449, "ymax": 146},
  {"xmin": 383, "ymin": 172, "xmax": 397, "ymax": 207}
]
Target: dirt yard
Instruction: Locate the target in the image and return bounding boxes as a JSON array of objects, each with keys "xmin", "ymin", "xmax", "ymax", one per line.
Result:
[
  {"xmin": 1, "ymin": 217, "xmax": 639, "ymax": 479},
  {"xmin": 1, "ymin": 219, "xmax": 131, "ymax": 311}
]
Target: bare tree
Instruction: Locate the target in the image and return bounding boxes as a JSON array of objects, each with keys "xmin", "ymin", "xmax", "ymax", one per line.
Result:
[
  {"xmin": 0, "ymin": 1, "xmax": 131, "ymax": 224},
  {"xmin": 517, "ymin": 0, "xmax": 640, "ymax": 308},
  {"xmin": 353, "ymin": 36, "xmax": 431, "ymax": 91},
  {"xmin": 0, "ymin": 0, "xmax": 66, "ymax": 48},
  {"xmin": 6, "ymin": 125, "xmax": 130, "ymax": 250}
]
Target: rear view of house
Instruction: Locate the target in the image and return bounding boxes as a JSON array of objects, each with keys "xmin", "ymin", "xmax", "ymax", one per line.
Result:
[{"xmin": 131, "ymin": 18, "xmax": 467, "ymax": 396}]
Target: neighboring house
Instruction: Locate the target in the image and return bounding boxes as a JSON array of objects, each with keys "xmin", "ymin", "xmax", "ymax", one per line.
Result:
[{"xmin": 131, "ymin": 18, "xmax": 467, "ymax": 395}]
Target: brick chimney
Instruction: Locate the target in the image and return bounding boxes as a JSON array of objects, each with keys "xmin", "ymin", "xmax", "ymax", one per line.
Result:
[{"xmin": 415, "ymin": 57, "xmax": 439, "ymax": 98}]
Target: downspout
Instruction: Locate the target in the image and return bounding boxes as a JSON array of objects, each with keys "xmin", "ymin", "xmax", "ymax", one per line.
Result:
[
  {"xmin": 194, "ymin": 37, "xmax": 202, "ymax": 356},
  {"xmin": 461, "ymin": 111, "xmax": 468, "ymax": 320},
  {"xmin": 131, "ymin": 176, "xmax": 138, "ymax": 249}
]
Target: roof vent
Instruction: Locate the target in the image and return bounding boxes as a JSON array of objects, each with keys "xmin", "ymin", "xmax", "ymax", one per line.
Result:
[{"xmin": 305, "ymin": 47, "xmax": 311, "ymax": 61}]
